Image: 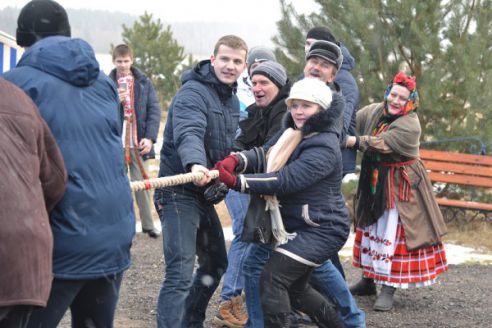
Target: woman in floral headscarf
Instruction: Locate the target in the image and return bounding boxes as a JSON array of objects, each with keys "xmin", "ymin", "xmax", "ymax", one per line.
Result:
[{"xmin": 346, "ymin": 72, "xmax": 448, "ymax": 311}]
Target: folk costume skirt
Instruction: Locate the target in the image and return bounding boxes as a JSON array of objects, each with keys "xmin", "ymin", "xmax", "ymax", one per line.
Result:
[{"xmin": 353, "ymin": 208, "xmax": 448, "ymax": 288}]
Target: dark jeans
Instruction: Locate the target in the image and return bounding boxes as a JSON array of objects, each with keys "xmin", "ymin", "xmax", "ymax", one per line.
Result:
[
  {"xmin": 155, "ymin": 188, "xmax": 228, "ymax": 328},
  {"xmin": 26, "ymin": 273, "xmax": 123, "ymax": 328},
  {"xmin": 0, "ymin": 305, "xmax": 34, "ymax": 328},
  {"xmin": 260, "ymin": 252, "xmax": 343, "ymax": 328}
]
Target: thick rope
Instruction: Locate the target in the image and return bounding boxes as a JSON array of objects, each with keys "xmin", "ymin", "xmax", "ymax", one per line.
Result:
[{"xmin": 131, "ymin": 170, "xmax": 219, "ymax": 192}]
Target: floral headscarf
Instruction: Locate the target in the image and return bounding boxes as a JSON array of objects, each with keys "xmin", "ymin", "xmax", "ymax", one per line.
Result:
[{"xmin": 383, "ymin": 71, "xmax": 420, "ymax": 116}]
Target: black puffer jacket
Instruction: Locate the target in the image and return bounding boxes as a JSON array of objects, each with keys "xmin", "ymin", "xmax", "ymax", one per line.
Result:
[
  {"xmin": 233, "ymin": 82, "xmax": 292, "ymax": 151},
  {"xmin": 109, "ymin": 67, "xmax": 161, "ymax": 160},
  {"xmin": 158, "ymin": 60, "xmax": 240, "ymax": 193}
]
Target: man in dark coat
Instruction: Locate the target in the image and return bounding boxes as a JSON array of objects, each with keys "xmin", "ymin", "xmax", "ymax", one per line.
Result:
[
  {"xmin": 214, "ymin": 61, "xmax": 292, "ymax": 327},
  {"xmin": 0, "ymin": 78, "xmax": 66, "ymax": 328},
  {"xmin": 154, "ymin": 35, "xmax": 247, "ymax": 328},
  {"xmin": 109, "ymin": 44, "xmax": 161, "ymax": 238},
  {"xmin": 3, "ymin": 1, "xmax": 135, "ymax": 326},
  {"xmin": 304, "ymin": 26, "xmax": 359, "ymax": 175}
]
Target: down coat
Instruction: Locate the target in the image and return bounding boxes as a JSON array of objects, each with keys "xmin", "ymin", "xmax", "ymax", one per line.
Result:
[
  {"xmin": 0, "ymin": 78, "xmax": 66, "ymax": 307},
  {"xmin": 158, "ymin": 60, "xmax": 240, "ymax": 194},
  {"xmin": 3, "ymin": 36, "xmax": 135, "ymax": 279},
  {"xmin": 238, "ymin": 91, "xmax": 350, "ymax": 266}
]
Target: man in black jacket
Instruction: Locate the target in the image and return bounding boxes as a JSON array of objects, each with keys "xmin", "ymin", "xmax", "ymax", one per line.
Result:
[
  {"xmin": 110, "ymin": 44, "xmax": 161, "ymax": 238},
  {"xmin": 154, "ymin": 35, "xmax": 247, "ymax": 328},
  {"xmin": 214, "ymin": 60, "xmax": 291, "ymax": 328}
]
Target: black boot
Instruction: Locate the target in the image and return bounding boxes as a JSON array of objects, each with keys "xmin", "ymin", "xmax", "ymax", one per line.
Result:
[
  {"xmin": 373, "ymin": 285, "xmax": 396, "ymax": 311},
  {"xmin": 310, "ymin": 302, "xmax": 343, "ymax": 328},
  {"xmin": 264, "ymin": 312, "xmax": 291, "ymax": 328},
  {"xmin": 350, "ymin": 277, "xmax": 377, "ymax": 296}
]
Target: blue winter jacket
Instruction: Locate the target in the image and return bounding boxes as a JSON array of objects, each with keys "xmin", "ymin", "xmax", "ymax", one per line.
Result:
[
  {"xmin": 337, "ymin": 44, "xmax": 359, "ymax": 175},
  {"xmin": 109, "ymin": 67, "xmax": 161, "ymax": 160},
  {"xmin": 158, "ymin": 60, "xmax": 240, "ymax": 194},
  {"xmin": 3, "ymin": 36, "xmax": 135, "ymax": 279},
  {"xmin": 237, "ymin": 92, "xmax": 350, "ymax": 265}
]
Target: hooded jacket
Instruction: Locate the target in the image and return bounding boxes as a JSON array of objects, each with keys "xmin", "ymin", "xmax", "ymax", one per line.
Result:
[
  {"xmin": 233, "ymin": 81, "xmax": 292, "ymax": 151},
  {"xmin": 158, "ymin": 59, "xmax": 240, "ymax": 194},
  {"xmin": 337, "ymin": 44, "xmax": 359, "ymax": 175},
  {"xmin": 0, "ymin": 78, "xmax": 66, "ymax": 307},
  {"xmin": 109, "ymin": 66, "xmax": 161, "ymax": 160},
  {"xmin": 3, "ymin": 36, "xmax": 135, "ymax": 279},
  {"xmin": 238, "ymin": 92, "xmax": 350, "ymax": 265}
]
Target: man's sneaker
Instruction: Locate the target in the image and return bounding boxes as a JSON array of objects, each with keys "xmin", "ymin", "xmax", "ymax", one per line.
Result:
[{"xmin": 213, "ymin": 296, "xmax": 246, "ymax": 328}]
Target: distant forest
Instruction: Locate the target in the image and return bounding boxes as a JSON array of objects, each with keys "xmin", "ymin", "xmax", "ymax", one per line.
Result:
[{"xmin": 0, "ymin": 6, "xmax": 274, "ymax": 58}]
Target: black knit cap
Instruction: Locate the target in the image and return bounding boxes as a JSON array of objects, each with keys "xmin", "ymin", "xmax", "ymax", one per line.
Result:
[
  {"xmin": 306, "ymin": 26, "xmax": 336, "ymax": 43},
  {"xmin": 16, "ymin": 0, "xmax": 71, "ymax": 47},
  {"xmin": 251, "ymin": 61, "xmax": 288, "ymax": 89}
]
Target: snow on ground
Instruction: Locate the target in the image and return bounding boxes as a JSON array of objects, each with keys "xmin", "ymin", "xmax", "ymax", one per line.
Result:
[
  {"xmin": 220, "ymin": 226, "xmax": 492, "ymax": 265},
  {"xmin": 138, "ymin": 222, "xmax": 492, "ymax": 265}
]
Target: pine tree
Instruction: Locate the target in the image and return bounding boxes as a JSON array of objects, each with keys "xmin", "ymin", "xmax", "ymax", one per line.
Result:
[
  {"xmin": 116, "ymin": 12, "xmax": 193, "ymax": 109},
  {"xmin": 274, "ymin": 0, "xmax": 492, "ymax": 152}
]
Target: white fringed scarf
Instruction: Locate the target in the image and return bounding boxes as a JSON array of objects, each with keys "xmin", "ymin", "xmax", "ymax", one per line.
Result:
[{"xmin": 264, "ymin": 128, "xmax": 303, "ymax": 246}]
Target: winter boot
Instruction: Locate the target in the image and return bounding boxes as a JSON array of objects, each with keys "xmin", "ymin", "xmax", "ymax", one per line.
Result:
[
  {"xmin": 310, "ymin": 302, "xmax": 344, "ymax": 328},
  {"xmin": 213, "ymin": 298, "xmax": 245, "ymax": 328},
  {"xmin": 373, "ymin": 285, "xmax": 396, "ymax": 311},
  {"xmin": 349, "ymin": 277, "xmax": 377, "ymax": 296},
  {"xmin": 231, "ymin": 295, "xmax": 248, "ymax": 326},
  {"xmin": 264, "ymin": 312, "xmax": 291, "ymax": 328}
]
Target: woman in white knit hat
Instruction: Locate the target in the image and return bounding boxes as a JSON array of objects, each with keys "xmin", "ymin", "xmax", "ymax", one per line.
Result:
[{"xmin": 215, "ymin": 78, "xmax": 350, "ymax": 327}]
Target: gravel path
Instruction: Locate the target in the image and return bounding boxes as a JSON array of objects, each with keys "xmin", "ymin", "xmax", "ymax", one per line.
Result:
[{"xmin": 97, "ymin": 233, "xmax": 492, "ymax": 328}]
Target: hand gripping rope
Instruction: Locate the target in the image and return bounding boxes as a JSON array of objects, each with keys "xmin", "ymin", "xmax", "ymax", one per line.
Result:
[{"xmin": 130, "ymin": 170, "xmax": 219, "ymax": 192}]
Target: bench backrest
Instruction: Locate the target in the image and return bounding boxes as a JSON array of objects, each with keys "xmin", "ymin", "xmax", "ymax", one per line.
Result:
[{"xmin": 420, "ymin": 149, "xmax": 492, "ymax": 188}]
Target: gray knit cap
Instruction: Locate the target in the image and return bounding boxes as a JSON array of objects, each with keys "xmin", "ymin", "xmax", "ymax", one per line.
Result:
[
  {"xmin": 250, "ymin": 61, "xmax": 288, "ymax": 89},
  {"xmin": 247, "ymin": 46, "xmax": 276, "ymax": 66}
]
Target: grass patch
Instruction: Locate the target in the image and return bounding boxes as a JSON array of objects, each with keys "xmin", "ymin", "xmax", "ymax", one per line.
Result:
[{"xmin": 443, "ymin": 220, "xmax": 492, "ymax": 252}]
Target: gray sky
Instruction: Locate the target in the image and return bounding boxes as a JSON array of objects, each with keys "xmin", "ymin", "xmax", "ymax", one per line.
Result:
[{"xmin": 2, "ymin": 0, "xmax": 319, "ymax": 23}]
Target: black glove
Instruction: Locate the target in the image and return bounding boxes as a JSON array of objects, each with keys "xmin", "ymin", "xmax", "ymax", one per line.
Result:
[{"xmin": 203, "ymin": 179, "xmax": 229, "ymax": 204}]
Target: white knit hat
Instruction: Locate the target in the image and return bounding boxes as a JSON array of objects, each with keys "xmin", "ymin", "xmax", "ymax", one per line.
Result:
[{"xmin": 285, "ymin": 78, "xmax": 333, "ymax": 110}]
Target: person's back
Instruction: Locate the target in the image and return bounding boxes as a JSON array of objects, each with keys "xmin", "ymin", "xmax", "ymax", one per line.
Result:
[
  {"xmin": 4, "ymin": 36, "xmax": 135, "ymax": 277},
  {"xmin": 0, "ymin": 78, "xmax": 66, "ymax": 327},
  {"xmin": 3, "ymin": 2, "xmax": 135, "ymax": 325}
]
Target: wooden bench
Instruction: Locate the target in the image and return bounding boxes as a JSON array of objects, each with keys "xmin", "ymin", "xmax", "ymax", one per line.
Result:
[{"xmin": 420, "ymin": 149, "xmax": 492, "ymax": 223}]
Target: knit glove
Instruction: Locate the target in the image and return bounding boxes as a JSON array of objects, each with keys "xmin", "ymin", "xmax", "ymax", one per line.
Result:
[
  {"xmin": 215, "ymin": 162, "xmax": 238, "ymax": 189},
  {"xmin": 215, "ymin": 154, "xmax": 239, "ymax": 174}
]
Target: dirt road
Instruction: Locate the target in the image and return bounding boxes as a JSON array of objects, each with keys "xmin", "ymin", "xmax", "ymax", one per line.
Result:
[{"xmin": 97, "ymin": 233, "xmax": 492, "ymax": 328}]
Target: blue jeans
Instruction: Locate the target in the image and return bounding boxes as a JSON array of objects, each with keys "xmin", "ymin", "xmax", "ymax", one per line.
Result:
[
  {"xmin": 243, "ymin": 244, "xmax": 365, "ymax": 328},
  {"xmin": 243, "ymin": 243, "xmax": 272, "ymax": 328},
  {"xmin": 312, "ymin": 264, "xmax": 366, "ymax": 328},
  {"xmin": 155, "ymin": 188, "xmax": 228, "ymax": 328},
  {"xmin": 221, "ymin": 191, "xmax": 252, "ymax": 301},
  {"xmin": 26, "ymin": 273, "xmax": 123, "ymax": 327}
]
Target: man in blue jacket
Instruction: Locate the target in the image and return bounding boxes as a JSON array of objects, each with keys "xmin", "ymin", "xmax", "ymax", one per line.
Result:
[
  {"xmin": 110, "ymin": 44, "xmax": 161, "ymax": 238},
  {"xmin": 154, "ymin": 35, "xmax": 247, "ymax": 328},
  {"xmin": 3, "ymin": 1, "xmax": 135, "ymax": 326}
]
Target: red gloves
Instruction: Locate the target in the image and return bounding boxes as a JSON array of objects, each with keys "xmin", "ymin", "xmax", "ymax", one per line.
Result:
[
  {"xmin": 215, "ymin": 162, "xmax": 237, "ymax": 188},
  {"xmin": 214, "ymin": 155, "xmax": 239, "ymax": 188},
  {"xmin": 216, "ymin": 154, "xmax": 239, "ymax": 174}
]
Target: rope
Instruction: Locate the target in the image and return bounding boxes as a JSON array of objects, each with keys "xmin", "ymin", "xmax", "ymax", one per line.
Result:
[{"xmin": 130, "ymin": 170, "xmax": 219, "ymax": 192}]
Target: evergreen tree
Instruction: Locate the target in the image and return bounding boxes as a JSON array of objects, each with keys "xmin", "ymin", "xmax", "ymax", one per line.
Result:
[
  {"xmin": 117, "ymin": 12, "xmax": 193, "ymax": 109},
  {"xmin": 274, "ymin": 0, "xmax": 492, "ymax": 152}
]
